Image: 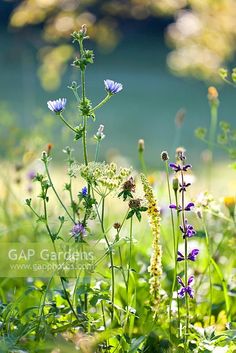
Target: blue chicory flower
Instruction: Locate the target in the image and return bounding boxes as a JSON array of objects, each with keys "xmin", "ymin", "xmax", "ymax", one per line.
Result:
[
  {"xmin": 70, "ymin": 222, "xmax": 86, "ymax": 240},
  {"xmin": 47, "ymin": 98, "xmax": 67, "ymax": 113},
  {"xmin": 177, "ymin": 275, "xmax": 194, "ymax": 299},
  {"xmin": 104, "ymin": 79, "xmax": 123, "ymax": 94}
]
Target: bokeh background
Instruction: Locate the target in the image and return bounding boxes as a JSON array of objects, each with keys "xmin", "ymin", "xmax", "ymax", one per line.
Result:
[{"xmin": 1, "ymin": 0, "xmax": 236, "ymax": 167}]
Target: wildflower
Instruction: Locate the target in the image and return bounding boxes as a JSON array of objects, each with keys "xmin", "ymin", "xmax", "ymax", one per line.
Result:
[
  {"xmin": 161, "ymin": 151, "xmax": 169, "ymax": 161},
  {"xmin": 177, "ymin": 249, "xmax": 199, "ymax": 262},
  {"xmin": 128, "ymin": 198, "xmax": 141, "ymax": 209},
  {"xmin": 94, "ymin": 124, "xmax": 105, "ymax": 141},
  {"xmin": 177, "ymin": 275, "xmax": 194, "ymax": 299},
  {"xmin": 113, "ymin": 222, "xmax": 121, "ymax": 230},
  {"xmin": 185, "ymin": 202, "xmax": 195, "ymax": 211},
  {"xmin": 141, "ymin": 174, "xmax": 162, "ymax": 315},
  {"xmin": 104, "ymin": 79, "xmax": 123, "ymax": 95},
  {"xmin": 78, "ymin": 162, "xmax": 131, "ymax": 193},
  {"xmin": 224, "ymin": 196, "xmax": 236, "ymax": 218},
  {"xmin": 70, "ymin": 222, "xmax": 86, "ymax": 241},
  {"xmin": 179, "ymin": 220, "xmax": 196, "ymax": 238},
  {"xmin": 127, "ymin": 198, "xmax": 147, "ymax": 222},
  {"xmin": 169, "ymin": 202, "xmax": 194, "ymax": 212},
  {"xmin": 47, "ymin": 98, "xmax": 67, "ymax": 113},
  {"xmin": 119, "ymin": 177, "xmax": 136, "ymax": 200},
  {"xmin": 27, "ymin": 170, "xmax": 36, "ymax": 181},
  {"xmin": 81, "ymin": 186, "xmax": 88, "ymax": 197},
  {"xmin": 169, "ymin": 163, "xmax": 192, "ymax": 173},
  {"xmin": 187, "ymin": 248, "xmax": 199, "ymax": 261},
  {"xmin": 179, "ymin": 182, "xmax": 191, "ymax": 192}
]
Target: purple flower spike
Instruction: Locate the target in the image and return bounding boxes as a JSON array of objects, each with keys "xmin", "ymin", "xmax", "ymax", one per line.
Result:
[
  {"xmin": 177, "ymin": 251, "xmax": 185, "ymax": 262},
  {"xmin": 188, "ymin": 249, "xmax": 199, "ymax": 261},
  {"xmin": 177, "ymin": 275, "xmax": 194, "ymax": 299},
  {"xmin": 47, "ymin": 98, "xmax": 67, "ymax": 113},
  {"xmin": 104, "ymin": 79, "xmax": 123, "ymax": 94},
  {"xmin": 185, "ymin": 202, "xmax": 194, "ymax": 211},
  {"xmin": 70, "ymin": 222, "xmax": 86, "ymax": 241}
]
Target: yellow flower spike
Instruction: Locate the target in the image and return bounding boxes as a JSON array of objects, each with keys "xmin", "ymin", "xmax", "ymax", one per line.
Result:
[{"xmin": 141, "ymin": 174, "xmax": 162, "ymax": 316}]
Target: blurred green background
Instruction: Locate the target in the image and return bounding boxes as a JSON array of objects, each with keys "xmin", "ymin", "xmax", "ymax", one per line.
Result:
[{"xmin": 1, "ymin": 0, "xmax": 236, "ymax": 167}]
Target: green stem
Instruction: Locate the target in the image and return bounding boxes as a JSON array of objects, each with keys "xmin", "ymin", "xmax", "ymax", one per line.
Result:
[
  {"xmin": 210, "ymin": 258, "xmax": 231, "ymax": 321},
  {"xmin": 92, "ymin": 94, "xmax": 111, "ymax": 112},
  {"xmin": 59, "ymin": 113, "xmax": 77, "ymax": 133},
  {"xmin": 101, "ymin": 197, "xmax": 115, "ymax": 321},
  {"xmin": 126, "ymin": 216, "xmax": 133, "ymax": 298},
  {"xmin": 44, "ymin": 161, "xmax": 75, "ymax": 223},
  {"xmin": 202, "ymin": 216, "xmax": 213, "ymax": 325},
  {"xmin": 208, "ymin": 103, "xmax": 218, "ymax": 188},
  {"xmin": 79, "ymin": 39, "xmax": 89, "ymax": 167},
  {"xmin": 41, "ymin": 187, "xmax": 78, "ymax": 322},
  {"xmin": 138, "ymin": 150, "xmax": 147, "ymax": 174},
  {"xmin": 95, "ymin": 140, "xmax": 101, "ymax": 162}
]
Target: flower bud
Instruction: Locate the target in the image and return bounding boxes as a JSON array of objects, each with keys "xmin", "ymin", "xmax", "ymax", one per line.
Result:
[
  {"xmin": 172, "ymin": 177, "xmax": 179, "ymax": 192},
  {"xmin": 138, "ymin": 139, "xmax": 145, "ymax": 152},
  {"xmin": 208, "ymin": 86, "xmax": 219, "ymax": 106}
]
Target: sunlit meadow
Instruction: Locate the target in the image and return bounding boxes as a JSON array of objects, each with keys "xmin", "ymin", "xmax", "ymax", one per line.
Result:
[{"xmin": 1, "ymin": 22, "xmax": 236, "ymax": 353}]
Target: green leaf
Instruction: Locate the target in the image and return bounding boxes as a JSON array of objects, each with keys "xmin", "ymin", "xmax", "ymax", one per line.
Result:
[
  {"xmin": 127, "ymin": 210, "xmax": 135, "ymax": 219},
  {"xmin": 135, "ymin": 210, "xmax": 142, "ymax": 222}
]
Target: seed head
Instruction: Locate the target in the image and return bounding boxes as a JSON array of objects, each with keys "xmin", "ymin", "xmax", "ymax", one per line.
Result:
[
  {"xmin": 129, "ymin": 198, "xmax": 141, "ymax": 209},
  {"xmin": 113, "ymin": 222, "xmax": 121, "ymax": 230},
  {"xmin": 161, "ymin": 151, "xmax": 169, "ymax": 161}
]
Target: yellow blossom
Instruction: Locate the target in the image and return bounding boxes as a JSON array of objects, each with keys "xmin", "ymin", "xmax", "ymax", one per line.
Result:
[{"xmin": 141, "ymin": 174, "xmax": 162, "ymax": 316}]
